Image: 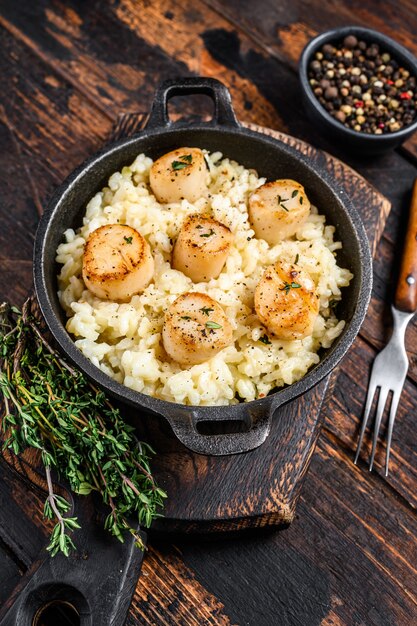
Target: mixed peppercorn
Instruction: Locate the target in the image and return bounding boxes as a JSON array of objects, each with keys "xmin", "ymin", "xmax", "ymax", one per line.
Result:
[{"xmin": 308, "ymin": 35, "xmax": 417, "ymax": 134}]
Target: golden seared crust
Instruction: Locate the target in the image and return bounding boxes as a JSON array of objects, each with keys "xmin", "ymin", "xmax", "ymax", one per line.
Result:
[
  {"xmin": 83, "ymin": 225, "xmax": 146, "ymax": 281},
  {"xmin": 249, "ymin": 179, "xmax": 310, "ymax": 245},
  {"xmin": 149, "ymin": 147, "xmax": 208, "ymax": 204},
  {"xmin": 162, "ymin": 292, "xmax": 233, "ymax": 365},
  {"xmin": 82, "ymin": 224, "xmax": 154, "ymax": 301},
  {"xmin": 172, "ymin": 215, "xmax": 233, "ymax": 282},
  {"xmin": 180, "ymin": 215, "xmax": 233, "ymax": 253},
  {"xmin": 254, "ymin": 261, "xmax": 320, "ymax": 340}
]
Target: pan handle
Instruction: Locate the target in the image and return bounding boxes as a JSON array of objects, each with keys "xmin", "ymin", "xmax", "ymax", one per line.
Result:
[
  {"xmin": 162, "ymin": 400, "xmax": 280, "ymax": 456},
  {"xmin": 145, "ymin": 77, "xmax": 239, "ymax": 130}
]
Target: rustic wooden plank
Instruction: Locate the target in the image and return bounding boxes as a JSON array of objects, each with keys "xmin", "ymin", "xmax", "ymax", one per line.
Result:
[
  {"xmin": 0, "ymin": 546, "xmax": 21, "ymax": 610},
  {"xmin": 0, "ymin": 121, "xmax": 39, "ymax": 262},
  {"xmin": 204, "ymin": 0, "xmax": 417, "ymax": 65},
  {"xmin": 0, "ymin": 460, "xmax": 50, "ymax": 562},
  {"xmin": 202, "ymin": 0, "xmax": 417, "ymax": 160},
  {"xmin": 159, "ymin": 431, "xmax": 417, "ymax": 625},
  {"xmin": 0, "ymin": 23, "xmax": 111, "ymax": 181},
  {"xmin": 127, "ymin": 546, "xmax": 232, "ymax": 625},
  {"xmin": 2, "ymin": 0, "xmax": 416, "ymax": 183},
  {"xmin": 0, "ymin": 0, "xmax": 290, "ymax": 131},
  {"xmin": 0, "ymin": 3, "xmax": 416, "ymax": 625},
  {"xmin": 2, "ymin": 421, "xmax": 417, "ymax": 626}
]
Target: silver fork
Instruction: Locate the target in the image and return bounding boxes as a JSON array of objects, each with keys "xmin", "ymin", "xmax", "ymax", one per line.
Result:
[{"xmin": 354, "ymin": 180, "xmax": 417, "ymax": 476}]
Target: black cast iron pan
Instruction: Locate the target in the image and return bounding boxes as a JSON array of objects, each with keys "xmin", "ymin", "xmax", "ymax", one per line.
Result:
[{"xmin": 34, "ymin": 77, "xmax": 372, "ymax": 456}]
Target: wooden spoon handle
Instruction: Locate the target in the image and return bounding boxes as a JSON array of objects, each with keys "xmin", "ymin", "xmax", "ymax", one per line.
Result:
[{"xmin": 395, "ymin": 179, "xmax": 417, "ymax": 313}]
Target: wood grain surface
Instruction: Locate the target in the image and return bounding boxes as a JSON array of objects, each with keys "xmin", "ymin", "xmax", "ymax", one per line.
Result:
[{"xmin": 0, "ymin": 1, "xmax": 416, "ymax": 625}]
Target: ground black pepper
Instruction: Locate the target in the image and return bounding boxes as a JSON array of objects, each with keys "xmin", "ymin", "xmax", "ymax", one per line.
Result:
[{"xmin": 308, "ymin": 35, "xmax": 417, "ymax": 134}]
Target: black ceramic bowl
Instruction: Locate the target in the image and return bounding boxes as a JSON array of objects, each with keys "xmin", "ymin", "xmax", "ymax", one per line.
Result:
[
  {"xmin": 299, "ymin": 26, "xmax": 417, "ymax": 154},
  {"xmin": 34, "ymin": 77, "xmax": 372, "ymax": 456}
]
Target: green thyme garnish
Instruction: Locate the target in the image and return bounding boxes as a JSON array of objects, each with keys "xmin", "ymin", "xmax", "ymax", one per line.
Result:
[
  {"xmin": 180, "ymin": 315, "xmax": 192, "ymax": 320},
  {"xmin": 295, "ymin": 253, "xmax": 299, "ymax": 264},
  {"xmin": 200, "ymin": 307, "xmax": 214, "ymax": 316},
  {"xmin": 280, "ymin": 281, "xmax": 301, "ymax": 295},
  {"xmin": 172, "ymin": 154, "xmax": 193, "ymax": 171},
  {"xmin": 300, "ymin": 196, "xmax": 304, "ymax": 205},
  {"xmin": 277, "ymin": 195, "xmax": 289, "ymax": 211},
  {"xmin": 259, "ymin": 334, "xmax": 271, "ymax": 345},
  {"xmin": 206, "ymin": 321, "xmax": 222, "ymax": 329},
  {"xmin": 196, "ymin": 225, "xmax": 203, "ymax": 229},
  {"xmin": 123, "ymin": 236, "xmax": 133, "ymax": 244},
  {"xmin": 200, "ymin": 229, "xmax": 215, "ymax": 238},
  {"xmin": 171, "ymin": 161, "xmax": 188, "ymax": 171},
  {"xmin": 291, "ymin": 189, "xmax": 299, "ymax": 198},
  {"xmin": 0, "ymin": 299, "xmax": 166, "ymax": 557}
]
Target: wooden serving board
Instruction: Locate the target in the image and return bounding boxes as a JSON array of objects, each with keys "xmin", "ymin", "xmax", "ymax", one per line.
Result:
[{"xmin": 110, "ymin": 113, "xmax": 390, "ymax": 533}]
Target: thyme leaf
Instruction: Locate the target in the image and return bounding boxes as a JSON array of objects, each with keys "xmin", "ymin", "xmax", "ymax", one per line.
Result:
[
  {"xmin": 205, "ymin": 321, "xmax": 222, "ymax": 329},
  {"xmin": 200, "ymin": 307, "xmax": 214, "ymax": 316},
  {"xmin": 123, "ymin": 236, "xmax": 133, "ymax": 244},
  {"xmin": 171, "ymin": 154, "xmax": 193, "ymax": 171},
  {"xmin": 171, "ymin": 161, "xmax": 188, "ymax": 171}
]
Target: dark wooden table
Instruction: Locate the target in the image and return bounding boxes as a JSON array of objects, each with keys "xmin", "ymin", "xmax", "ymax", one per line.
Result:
[{"xmin": 1, "ymin": 1, "xmax": 416, "ymax": 624}]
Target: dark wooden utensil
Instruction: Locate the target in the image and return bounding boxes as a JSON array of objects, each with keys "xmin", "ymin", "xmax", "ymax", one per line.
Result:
[
  {"xmin": 0, "ymin": 489, "xmax": 145, "ymax": 626},
  {"xmin": 395, "ymin": 179, "xmax": 417, "ymax": 312}
]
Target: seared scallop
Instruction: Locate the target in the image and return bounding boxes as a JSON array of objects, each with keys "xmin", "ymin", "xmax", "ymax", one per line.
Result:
[
  {"xmin": 254, "ymin": 261, "xmax": 319, "ymax": 340},
  {"xmin": 149, "ymin": 147, "xmax": 208, "ymax": 204},
  {"xmin": 248, "ymin": 179, "xmax": 310, "ymax": 244},
  {"xmin": 162, "ymin": 292, "xmax": 233, "ymax": 365},
  {"xmin": 172, "ymin": 214, "xmax": 233, "ymax": 282},
  {"xmin": 82, "ymin": 224, "xmax": 154, "ymax": 301}
]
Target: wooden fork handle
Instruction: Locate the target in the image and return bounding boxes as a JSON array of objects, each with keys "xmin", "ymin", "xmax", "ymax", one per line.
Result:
[{"xmin": 395, "ymin": 179, "xmax": 417, "ymax": 313}]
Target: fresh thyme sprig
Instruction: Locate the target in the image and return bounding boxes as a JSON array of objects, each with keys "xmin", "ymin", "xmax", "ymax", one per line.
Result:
[{"xmin": 0, "ymin": 299, "xmax": 166, "ymax": 557}]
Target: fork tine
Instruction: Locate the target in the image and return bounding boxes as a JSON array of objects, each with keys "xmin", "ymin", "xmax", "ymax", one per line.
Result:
[
  {"xmin": 369, "ymin": 387, "xmax": 390, "ymax": 471},
  {"xmin": 354, "ymin": 380, "xmax": 378, "ymax": 465},
  {"xmin": 385, "ymin": 390, "xmax": 401, "ymax": 476}
]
